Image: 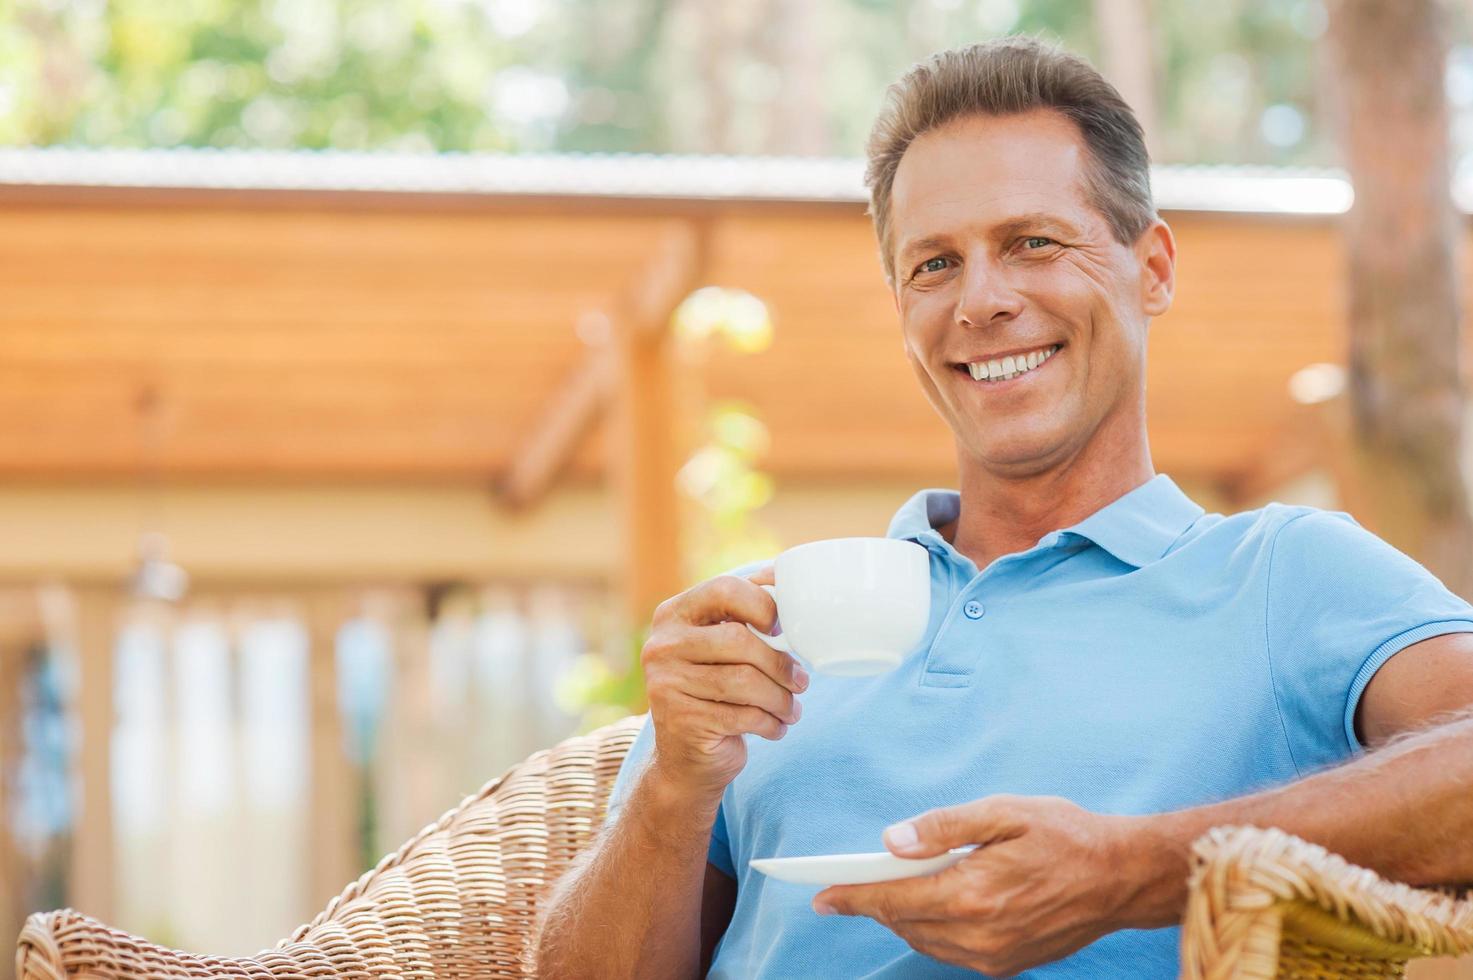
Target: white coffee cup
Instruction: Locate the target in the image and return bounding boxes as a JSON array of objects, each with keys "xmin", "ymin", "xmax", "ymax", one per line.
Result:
[{"xmin": 745, "ymin": 537, "xmax": 930, "ymax": 676}]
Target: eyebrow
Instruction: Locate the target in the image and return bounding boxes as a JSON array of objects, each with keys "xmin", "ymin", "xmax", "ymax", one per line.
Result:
[{"xmin": 896, "ymin": 212, "xmax": 1081, "ymax": 263}]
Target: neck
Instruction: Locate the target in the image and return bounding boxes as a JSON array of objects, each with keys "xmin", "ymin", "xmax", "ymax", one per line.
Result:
[{"xmin": 944, "ymin": 404, "xmax": 1155, "ymax": 571}]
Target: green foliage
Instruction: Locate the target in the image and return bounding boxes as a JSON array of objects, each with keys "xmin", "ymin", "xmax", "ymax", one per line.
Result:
[
  {"xmin": 8, "ymin": 0, "xmax": 1468, "ymax": 164},
  {"xmin": 1152, "ymin": 0, "xmax": 1332, "ymax": 165},
  {"xmin": 677, "ymin": 402, "xmax": 781, "ymax": 585},
  {"xmin": 672, "ymin": 286, "xmax": 783, "ymax": 585},
  {"xmin": 2, "ymin": 0, "xmax": 520, "ymax": 149},
  {"xmin": 551, "ymin": 0, "xmax": 673, "ymax": 153},
  {"xmin": 555, "ymin": 630, "xmax": 648, "ymax": 732}
]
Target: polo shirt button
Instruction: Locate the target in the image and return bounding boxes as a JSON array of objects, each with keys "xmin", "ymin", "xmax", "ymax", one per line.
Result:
[{"xmin": 963, "ymin": 600, "xmax": 985, "ymax": 619}]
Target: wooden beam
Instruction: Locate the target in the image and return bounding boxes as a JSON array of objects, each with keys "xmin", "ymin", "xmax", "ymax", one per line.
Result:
[
  {"xmin": 0, "ymin": 200, "xmax": 1391, "ymax": 488},
  {"xmin": 611, "ymin": 223, "xmax": 708, "ymax": 623},
  {"xmin": 625, "ymin": 223, "xmax": 706, "ymax": 337},
  {"xmin": 614, "ymin": 326, "xmax": 683, "ymax": 624},
  {"xmin": 70, "ymin": 587, "xmax": 116, "ymax": 920},
  {"xmin": 499, "ymin": 344, "xmax": 615, "ymax": 508},
  {"xmin": 500, "ymin": 222, "xmax": 705, "ymax": 511},
  {"xmin": 0, "ymin": 484, "xmax": 619, "ymax": 585}
]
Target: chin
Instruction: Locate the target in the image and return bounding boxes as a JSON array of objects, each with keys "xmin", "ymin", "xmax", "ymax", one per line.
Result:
[
  {"xmin": 963, "ymin": 441, "xmax": 1060, "ymax": 472},
  {"xmin": 958, "ymin": 424, "xmax": 1068, "ymax": 468}
]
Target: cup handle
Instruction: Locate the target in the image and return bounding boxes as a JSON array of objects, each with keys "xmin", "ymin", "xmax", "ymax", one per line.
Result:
[{"xmin": 745, "ymin": 583, "xmax": 793, "ymax": 655}]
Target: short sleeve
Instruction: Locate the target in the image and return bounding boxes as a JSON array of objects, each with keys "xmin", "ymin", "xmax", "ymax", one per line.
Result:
[
  {"xmin": 1265, "ymin": 510, "xmax": 1473, "ymax": 770},
  {"xmin": 603, "ymin": 713, "xmax": 653, "ymax": 827}
]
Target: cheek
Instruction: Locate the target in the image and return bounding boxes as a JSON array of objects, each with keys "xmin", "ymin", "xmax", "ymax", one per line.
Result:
[
  {"xmin": 1024, "ymin": 269, "xmax": 1096, "ymax": 318},
  {"xmin": 903, "ymin": 341, "xmax": 948, "ymax": 406},
  {"xmin": 899, "ymin": 303, "xmax": 949, "ymax": 366},
  {"xmin": 1027, "ymin": 273, "xmax": 1129, "ymax": 357}
]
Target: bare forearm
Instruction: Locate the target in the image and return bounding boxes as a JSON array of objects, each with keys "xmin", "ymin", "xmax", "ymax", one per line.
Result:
[
  {"xmin": 535, "ymin": 765, "xmax": 719, "ymax": 979},
  {"xmin": 1125, "ymin": 709, "xmax": 1473, "ymax": 929}
]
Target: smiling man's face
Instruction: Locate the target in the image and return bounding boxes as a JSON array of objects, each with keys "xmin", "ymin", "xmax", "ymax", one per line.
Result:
[{"xmin": 888, "ymin": 108, "xmax": 1172, "ymax": 477}]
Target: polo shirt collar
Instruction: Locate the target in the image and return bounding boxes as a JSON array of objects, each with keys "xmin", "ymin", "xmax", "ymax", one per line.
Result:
[
  {"xmin": 887, "ymin": 473, "xmax": 1204, "ymax": 569},
  {"xmin": 1065, "ymin": 474, "xmax": 1205, "ymax": 566},
  {"xmin": 886, "ymin": 488, "xmax": 962, "ymax": 543}
]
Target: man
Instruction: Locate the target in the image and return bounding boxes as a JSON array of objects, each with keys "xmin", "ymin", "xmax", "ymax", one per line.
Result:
[{"xmin": 536, "ymin": 36, "xmax": 1473, "ymax": 978}]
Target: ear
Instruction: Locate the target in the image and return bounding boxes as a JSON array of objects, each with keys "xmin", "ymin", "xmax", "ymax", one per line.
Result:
[{"xmin": 1136, "ymin": 220, "xmax": 1176, "ymax": 318}]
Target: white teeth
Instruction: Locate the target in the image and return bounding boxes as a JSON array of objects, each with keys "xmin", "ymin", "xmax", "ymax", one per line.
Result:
[{"xmin": 964, "ymin": 344, "xmax": 1059, "ymax": 383}]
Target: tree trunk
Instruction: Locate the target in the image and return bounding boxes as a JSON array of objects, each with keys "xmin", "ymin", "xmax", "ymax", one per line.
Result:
[
  {"xmin": 1324, "ymin": 0, "xmax": 1473, "ymax": 599},
  {"xmin": 1092, "ymin": 0, "xmax": 1160, "ymax": 158},
  {"xmin": 693, "ymin": 0, "xmax": 739, "ymax": 154},
  {"xmin": 763, "ymin": 0, "xmax": 830, "ymax": 155}
]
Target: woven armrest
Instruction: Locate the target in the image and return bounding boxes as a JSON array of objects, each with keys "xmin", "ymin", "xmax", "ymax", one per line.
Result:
[
  {"xmin": 16, "ymin": 714, "xmax": 645, "ymax": 979},
  {"xmin": 1181, "ymin": 825, "xmax": 1473, "ymax": 979}
]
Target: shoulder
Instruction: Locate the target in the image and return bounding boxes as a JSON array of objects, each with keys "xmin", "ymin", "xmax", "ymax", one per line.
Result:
[
  {"xmin": 1172, "ymin": 501, "xmax": 1356, "ymax": 561},
  {"xmin": 1172, "ymin": 502, "xmax": 1436, "ymax": 593},
  {"xmin": 1260, "ymin": 503, "xmax": 1361, "ymax": 554},
  {"xmin": 1238, "ymin": 504, "xmax": 1468, "ymax": 616},
  {"xmin": 1186, "ymin": 501, "xmax": 1361, "ymax": 555},
  {"xmin": 1250, "ymin": 504, "xmax": 1417, "ymax": 574}
]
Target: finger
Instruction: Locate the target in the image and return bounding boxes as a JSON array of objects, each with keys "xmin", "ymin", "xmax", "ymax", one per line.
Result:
[
  {"xmin": 746, "ymin": 566, "xmax": 775, "ymax": 587},
  {"xmin": 678, "ymin": 662, "xmax": 800, "ymax": 725},
  {"xmin": 675, "ymin": 691, "xmax": 789, "ymax": 741},
  {"xmin": 814, "ymin": 871, "xmax": 961, "ymax": 922},
  {"xmin": 667, "ymin": 574, "xmax": 778, "ymax": 631},
  {"xmin": 884, "ymin": 796, "xmax": 1028, "ymax": 857},
  {"xmin": 676, "ymin": 622, "xmax": 808, "ymax": 693}
]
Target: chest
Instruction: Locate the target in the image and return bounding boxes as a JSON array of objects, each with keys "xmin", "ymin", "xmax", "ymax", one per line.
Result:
[{"xmin": 724, "ymin": 575, "xmax": 1293, "ymax": 862}]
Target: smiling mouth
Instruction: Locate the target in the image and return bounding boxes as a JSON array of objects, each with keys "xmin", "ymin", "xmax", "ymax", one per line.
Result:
[{"xmin": 954, "ymin": 343, "xmax": 1062, "ymax": 384}]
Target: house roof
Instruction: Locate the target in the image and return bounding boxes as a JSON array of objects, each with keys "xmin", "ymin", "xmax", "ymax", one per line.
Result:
[{"xmin": 0, "ymin": 145, "xmax": 1357, "ymax": 214}]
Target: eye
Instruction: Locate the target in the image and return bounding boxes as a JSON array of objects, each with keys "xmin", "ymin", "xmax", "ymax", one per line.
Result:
[
  {"xmin": 1023, "ymin": 236, "xmax": 1056, "ymax": 249},
  {"xmin": 916, "ymin": 257, "xmax": 949, "ymax": 274}
]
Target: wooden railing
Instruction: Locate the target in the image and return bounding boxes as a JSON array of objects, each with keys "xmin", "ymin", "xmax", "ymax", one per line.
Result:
[{"xmin": 0, "ymin": 580, "xmax": 611, "ymax": 961}]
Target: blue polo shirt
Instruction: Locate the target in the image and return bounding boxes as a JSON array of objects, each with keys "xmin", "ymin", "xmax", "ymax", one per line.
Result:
[{"xmin": 605, "ymin": 474, "xmax": 1473, "ymax": 978}]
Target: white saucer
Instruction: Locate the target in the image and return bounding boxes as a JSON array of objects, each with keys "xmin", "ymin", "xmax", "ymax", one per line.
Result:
[{"xmin": 749, "ymin": 847, "xmax": 974, "ymax": 886}]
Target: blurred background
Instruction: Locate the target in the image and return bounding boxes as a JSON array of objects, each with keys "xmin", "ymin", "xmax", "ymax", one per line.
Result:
[{"xmin": 2, "ymin": 0, "xmax": 1473, "ymax": 974}]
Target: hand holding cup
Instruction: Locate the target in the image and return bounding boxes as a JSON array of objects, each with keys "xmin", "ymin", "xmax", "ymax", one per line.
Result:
[{"xmin": 641, "ymin": 566, "xmax": 809, "ymax": 802}]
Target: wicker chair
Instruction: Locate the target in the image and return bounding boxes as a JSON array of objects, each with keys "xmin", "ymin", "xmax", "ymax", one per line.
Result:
[
  {"xmin": 15, "ymin": 716, "xmax": 1473, "ymax": 978},
  {"xmin": 15, "ymin": 714, "xmax": 643, "ymax": 980},
  {"xmin": 1182, "ymin": 825, "xmax": 1473, "ymax": 979}
]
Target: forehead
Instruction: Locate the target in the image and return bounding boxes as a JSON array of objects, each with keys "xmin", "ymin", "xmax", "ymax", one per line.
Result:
[{"xmin": 890, "ymin": 109, "xmax": 1097, "ymax": 255}]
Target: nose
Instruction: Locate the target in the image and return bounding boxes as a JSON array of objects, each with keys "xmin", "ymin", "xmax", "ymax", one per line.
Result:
[{"xmin": 955, "ymin": 256, "xmax": 1023, "ymax": 328}]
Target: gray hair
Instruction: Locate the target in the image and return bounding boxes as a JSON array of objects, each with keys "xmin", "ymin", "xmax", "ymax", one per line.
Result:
[{"xmin": 864, "ymin": 36, "xmax": 1156, "ymax": 286}]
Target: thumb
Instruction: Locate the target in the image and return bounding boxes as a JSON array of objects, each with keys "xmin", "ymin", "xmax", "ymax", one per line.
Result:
[{"xmin": 883, "ymin": 796, "xmax": 1026, "ymax": 857}]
